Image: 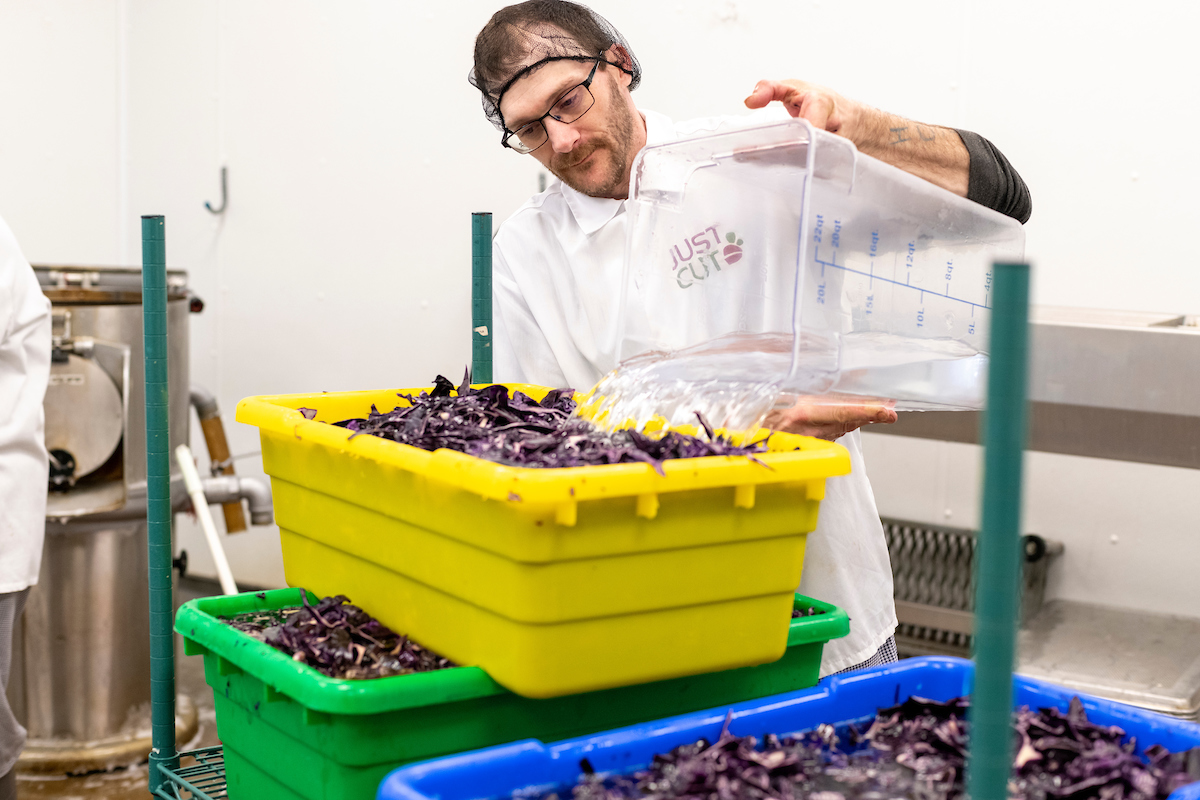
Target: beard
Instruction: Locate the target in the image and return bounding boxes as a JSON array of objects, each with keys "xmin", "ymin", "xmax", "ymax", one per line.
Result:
[{"xmin": 547, "ymin": 95, "xmax": 636, "ymax": 199}]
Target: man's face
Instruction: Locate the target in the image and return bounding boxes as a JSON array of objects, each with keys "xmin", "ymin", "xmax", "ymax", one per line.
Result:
[{"xmin": 499, "ymin": 56, "xmax": 641, "ymax": 199}]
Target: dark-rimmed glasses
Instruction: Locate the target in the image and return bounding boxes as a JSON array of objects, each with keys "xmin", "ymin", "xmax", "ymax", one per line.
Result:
[{"xmin": 502, "ymin": 58, "xmax": 603, "ymax": 154}]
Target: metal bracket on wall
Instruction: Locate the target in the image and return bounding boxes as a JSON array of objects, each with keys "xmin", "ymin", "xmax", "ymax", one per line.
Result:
[{"xmin": 205, "ymin": 167, "xmax": 228, "ymax": 215}]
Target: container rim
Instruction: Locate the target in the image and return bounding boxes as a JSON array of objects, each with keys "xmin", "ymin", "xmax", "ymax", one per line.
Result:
[
  {"xmin": 234, "ymin": 384, "xmax": 851, "ymax": 506},
  {"xmin": 175, "ymin": 588, "xmax": 847, "ymax": 716}
]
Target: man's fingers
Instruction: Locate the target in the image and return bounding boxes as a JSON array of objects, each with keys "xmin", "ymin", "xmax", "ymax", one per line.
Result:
[
  {"xmin": 799, "ymin": 93, "xmax": 833, "ymax": 130},
  {"xmin": 768, "ymin": 398, "xmax": 898, "ymax": 438},
  {"xmin": 744, "ymin": 80, "xmax": 791, "ymax": 109}
]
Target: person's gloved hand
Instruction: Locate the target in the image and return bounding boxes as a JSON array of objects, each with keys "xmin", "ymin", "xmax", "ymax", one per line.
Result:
[
  {"xmin": 764, "ymin": 396, "xmax": 897, "ymax": 442},
  {"xmin": 744, "ymin": 79, "xmax": 865, "ymax": 142}
]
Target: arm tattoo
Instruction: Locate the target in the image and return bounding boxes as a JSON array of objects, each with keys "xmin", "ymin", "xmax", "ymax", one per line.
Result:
[{"xmin": 891, "ymin": 124, "xmax": 937, "ymax": 146}]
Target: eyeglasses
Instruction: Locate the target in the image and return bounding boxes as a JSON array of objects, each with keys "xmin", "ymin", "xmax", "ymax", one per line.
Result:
[{"xmin": 502, "ymin": 58, "xmax": 602, "ymax": 154}]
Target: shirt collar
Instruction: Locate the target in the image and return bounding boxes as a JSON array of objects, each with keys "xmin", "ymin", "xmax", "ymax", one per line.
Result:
[{"xmin": 559, "ymin": 109, "xmax": 675, "ymax": 236}]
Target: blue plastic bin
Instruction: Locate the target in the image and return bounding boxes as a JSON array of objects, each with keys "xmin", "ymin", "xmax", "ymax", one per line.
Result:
[{"xmin": 377, "ymin": 656, "xmax": 1200, "ymax": 800}]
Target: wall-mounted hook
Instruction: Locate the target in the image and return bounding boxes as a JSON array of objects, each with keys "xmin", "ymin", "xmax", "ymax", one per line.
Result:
[{"xmin": 205, "ymin": 166, "xmax": 228, "ymax": 214}]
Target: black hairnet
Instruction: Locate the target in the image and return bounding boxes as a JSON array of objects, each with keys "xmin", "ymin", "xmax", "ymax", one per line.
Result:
[{"xmin": 470, "ymin": 0, "xmax": 641, "ymax": 132}]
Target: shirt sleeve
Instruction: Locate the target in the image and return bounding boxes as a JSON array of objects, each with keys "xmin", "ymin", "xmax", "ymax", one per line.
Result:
[
  {"xmin": 954, "ymin": 129, "xmax": 1033, "ymax": 224},
  {"xmin": 492, "ymin": 239, "xmax": 569, "ymax": 388}
]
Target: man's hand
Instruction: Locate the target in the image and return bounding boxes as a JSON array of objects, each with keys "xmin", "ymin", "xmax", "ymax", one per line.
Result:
[
  {"xmin": 764, "ymin": 395, "xmax": 898, "ymax": 442},
  {"xmin": 744, "ymin": 79, "xmax": 865, "ymax": 141},
  {"xmin": 745, "ymin": 78, "xmax": 969, "ymax": 197}
]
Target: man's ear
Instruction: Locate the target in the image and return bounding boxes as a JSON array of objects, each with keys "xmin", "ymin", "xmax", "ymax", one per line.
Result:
[{"xmin": 604, "ymin": 43, "xmax": 634, "ymax": 86}]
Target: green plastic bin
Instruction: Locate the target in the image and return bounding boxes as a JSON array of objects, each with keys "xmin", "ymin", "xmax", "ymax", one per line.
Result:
[{"xmin": 177, "ymin": 588, "xmax": 848, "ymax": 800}]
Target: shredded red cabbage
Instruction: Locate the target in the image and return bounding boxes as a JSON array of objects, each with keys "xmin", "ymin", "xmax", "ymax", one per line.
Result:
[
  {"xmin": 792, "ymin": 606, "xmax": 826, "ymax": 618},
  {"xmin": 222, "ymin": 595, "xmax": 453, "ymax": 680},
  {"xmin": 328, "ymin": 372, "xmax": 774, "ymax": 474},
  {"xmin": 527, "ymin": 696, "xmax": 1200, "ymax": 800}
]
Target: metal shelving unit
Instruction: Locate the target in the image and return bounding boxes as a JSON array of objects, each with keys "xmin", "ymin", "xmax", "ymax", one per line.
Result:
[
  {"xmin": 139, "ymin": 213, "xmax": 497, "ymax": 798},
  {"xmin": 139, "ymin": 216, "xmax": 229, "ymax": 799},
  {"xmin": 153, "ymin": 746, "xmax": 228, "ymax": 799}
]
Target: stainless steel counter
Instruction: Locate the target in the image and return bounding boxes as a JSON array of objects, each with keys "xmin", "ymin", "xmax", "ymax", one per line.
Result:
[{"xmin": 872, "ymin": 306, "xmax": 1200, "ymax": 469}]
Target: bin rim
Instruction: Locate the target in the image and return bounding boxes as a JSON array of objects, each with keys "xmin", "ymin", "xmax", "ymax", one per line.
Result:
[
  {"xmin": 176, "ymin": 589, "xmax": 847, "ymax": 716},
  {"xmin": 376, "ymin": 656, "xmax": 1200, "ymax": 800},
  {"xmin": 234, "ymin": 384, "xmax": 851, "ymax": 506}
]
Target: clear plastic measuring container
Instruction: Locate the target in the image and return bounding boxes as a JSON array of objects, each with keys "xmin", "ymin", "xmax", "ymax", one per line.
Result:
[{"xmin": 611, "ymin": 118, "xmax": 1026, "ymax": 417}]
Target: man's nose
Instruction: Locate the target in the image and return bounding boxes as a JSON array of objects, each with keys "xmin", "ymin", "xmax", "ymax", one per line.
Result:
[{"xmin": 544, "ymin": 117, "xmax": 579, "ymax": 153}]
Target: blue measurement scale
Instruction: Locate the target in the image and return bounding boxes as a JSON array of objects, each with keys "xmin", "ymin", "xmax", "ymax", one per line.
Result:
[{"xmin": 804, "ymin": 210, "xmax": 994, "ymax": 350}]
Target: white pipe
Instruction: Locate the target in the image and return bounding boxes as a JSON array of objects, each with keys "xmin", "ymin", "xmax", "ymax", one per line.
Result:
[{"xmin": 175, "ymin": 444, "xmax": 239, "ymax": 596}]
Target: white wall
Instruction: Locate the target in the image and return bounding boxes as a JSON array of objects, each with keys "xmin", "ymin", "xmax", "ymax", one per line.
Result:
[{"xmin": 2, "ymin": 1, "xmax": 1197, "ymax": 602}]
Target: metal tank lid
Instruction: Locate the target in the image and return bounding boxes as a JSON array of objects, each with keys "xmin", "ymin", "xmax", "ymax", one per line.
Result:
[{"xmin": 34, "ymin": 264, "xmax": 189, "ymax": 304}]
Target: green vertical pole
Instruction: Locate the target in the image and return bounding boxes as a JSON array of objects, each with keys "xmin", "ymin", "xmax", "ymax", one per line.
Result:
[
  {"xmin": 968, "ymin": 262, "xmax": 1031, "ymax": 800},
  {"xmin": 141, "ymin": 215, "xmax": 179, "ymax": 793},
  {"xmin": 472, "ymin": 212, "xmax": 493, "ymax": 383}
]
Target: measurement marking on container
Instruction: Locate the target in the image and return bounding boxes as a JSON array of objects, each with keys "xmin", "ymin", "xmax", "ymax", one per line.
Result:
[
  {"xmin": 813, "ymin": 257, "xmax": 991, "ymax": 310},
  {"xmin": 814, "ymin": 245, "xmax": 839, "ymax": 278}
]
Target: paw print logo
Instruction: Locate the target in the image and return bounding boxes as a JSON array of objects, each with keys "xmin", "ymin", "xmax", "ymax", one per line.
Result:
[{"xmin": 723, "ymin": 231, "xmax": 744, "ymax": 264}]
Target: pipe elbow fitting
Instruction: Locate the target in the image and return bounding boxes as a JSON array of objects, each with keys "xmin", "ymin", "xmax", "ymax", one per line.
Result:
[
  {"xmin": 199, "ymin": 475, "xmax": 274, "ymax": 526},
  {"xmin": 238, "ymin": 477, "xmax": 274, "ymax": 526},
  {"xmin": 190, "ymin": 384, "xmax": 220, "ymax": 421}
]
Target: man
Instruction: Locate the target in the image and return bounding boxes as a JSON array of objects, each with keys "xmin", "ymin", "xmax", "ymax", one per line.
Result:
[
  {"xmin": 0, "ymin": 213, "xmax": 51, "ymax": 800},
  {"xmin": 470, "ymin": 1, "xmax": 1030, "ymax": 674}
]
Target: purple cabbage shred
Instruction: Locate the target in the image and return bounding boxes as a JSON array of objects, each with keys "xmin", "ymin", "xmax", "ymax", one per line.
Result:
[
  {"xmin": 525, "ymin": 697, "xmax": 1200, "ymax": 800},
  {"xmin": 792, "ymin": 606, "xmax": 827, "ymax": 618},
  {"xmin": 222, "ymin": 595, "xmax": 453, "ymax": 680},
  {"xmin": 329, "ymin": 371, "xmax": 774, "ymax": 475}
]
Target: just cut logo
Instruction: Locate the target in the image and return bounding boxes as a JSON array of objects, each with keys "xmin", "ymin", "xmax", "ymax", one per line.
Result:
[{"xmin": 670, "ymin": 225, "xmax": 744, "ymax": 288}]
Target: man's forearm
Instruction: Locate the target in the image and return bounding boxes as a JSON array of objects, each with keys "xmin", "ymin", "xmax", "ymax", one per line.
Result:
[
  {"xmin": 852, "ymin": 109, "xmax": 969, "ymax": 198},
  {"xmin": 744, "ymin": 80, "xmax": 1030, "ymax": 221}
]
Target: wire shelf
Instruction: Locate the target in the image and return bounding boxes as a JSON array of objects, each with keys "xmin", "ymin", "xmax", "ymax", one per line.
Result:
[{"xmin": 153, "ymin": 745, "xmax": 228, "ymax": 800}]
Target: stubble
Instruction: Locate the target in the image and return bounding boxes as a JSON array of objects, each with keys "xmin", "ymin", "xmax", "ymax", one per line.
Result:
[{"xmin": 549, "ymin": 88, "xmax": 636, "ymax": 199}]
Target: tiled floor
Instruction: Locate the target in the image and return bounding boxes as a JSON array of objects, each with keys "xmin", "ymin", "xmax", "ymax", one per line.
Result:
[{"xmin": 16, "ymin": 578, "xmax": 226, "ymax": 800}]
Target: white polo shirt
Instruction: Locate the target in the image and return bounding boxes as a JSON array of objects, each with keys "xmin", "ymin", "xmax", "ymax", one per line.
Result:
[{"xmin": 492, "ymin": 109, "xmax": 897, "ymax": 674}]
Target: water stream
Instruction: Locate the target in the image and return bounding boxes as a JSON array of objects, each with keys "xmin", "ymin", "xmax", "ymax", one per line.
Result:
[{"xmin": 579, "ymin": 331, "xmax": 986, "ymax": 432}]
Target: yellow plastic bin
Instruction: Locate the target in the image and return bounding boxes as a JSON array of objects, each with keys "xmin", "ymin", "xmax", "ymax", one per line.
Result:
[{"xmin": 236, "ymin": 384, "xmax": 850, "ymax": 698}]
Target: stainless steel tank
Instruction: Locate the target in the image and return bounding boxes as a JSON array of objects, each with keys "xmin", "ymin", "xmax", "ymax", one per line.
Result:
[{"xmin": 6, "ymin": 267, "xmax": 198, "ymax": 773}]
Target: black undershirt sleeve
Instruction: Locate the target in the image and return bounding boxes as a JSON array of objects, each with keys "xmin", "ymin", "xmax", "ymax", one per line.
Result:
[{"xmin": 954, "ymin": 129, "xmax": 1032, "ymax": 224}]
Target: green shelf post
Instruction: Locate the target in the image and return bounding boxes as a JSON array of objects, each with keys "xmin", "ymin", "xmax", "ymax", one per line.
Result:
[
  {"xmin": 968, "ymin": 262, "xmax": 1031, "ymax": 800},
  {"xmin": 141, "ymin": 215, "xmax": 180, "ymax": 793},
  {"xmin": 472, "ymin": 212, "xmax": 493, "ymax": 383}
]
